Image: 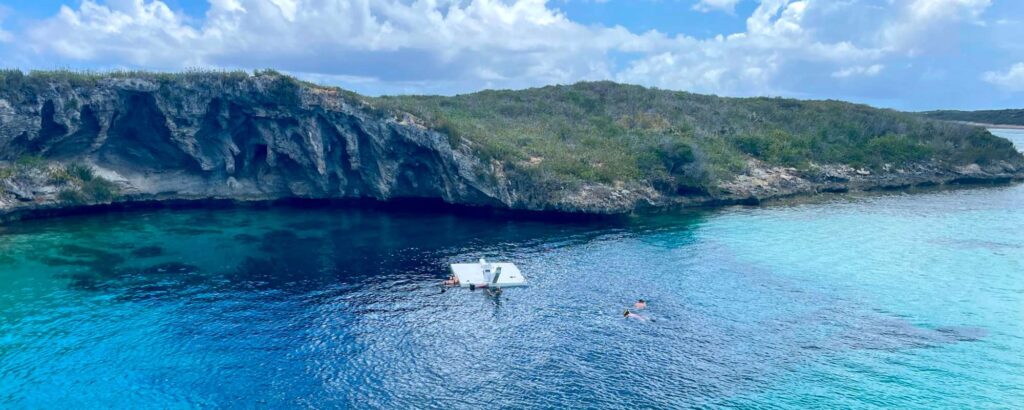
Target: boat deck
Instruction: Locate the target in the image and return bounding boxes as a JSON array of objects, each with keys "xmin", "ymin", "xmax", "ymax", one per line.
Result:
[{"xmin": 450, "ymin": 261, "xmax": 527, "ymax": 287}]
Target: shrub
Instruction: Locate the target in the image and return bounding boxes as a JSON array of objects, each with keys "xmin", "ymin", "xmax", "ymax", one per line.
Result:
[
  {"xmin": 81, "ymin": 178, "xmax": 117, "ymax": 202},
  {"xmin": 265, "ymin": 74, "xmax": 303, "ymax": 106},
  {"xmin": 48, "ymin": 167, "xmax": 73, "ymax": 184},
  {"xmin": 863, "ymin": 134, "xmax": 933, "ymax": 165},
  {"xmin": 733, "ymin": 130, "xmax": 813, "ymax": 167},
  {"xmin": 54, "ymin": 163, "xmax": 118, "ymax": 204},
  {"xmin": 15, "ymin": 155, "xmax": 46, "ymax": 170},
  {"xmin": 65, "ymin": 163, "xmax": 96, "ymax": 182},
  {"xmin": 655, "ymin": 139, "xmax": 696, "ymax": 175}
]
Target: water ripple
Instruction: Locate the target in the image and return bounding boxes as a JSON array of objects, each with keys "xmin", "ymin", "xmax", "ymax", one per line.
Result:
[{"xmin": 2, "ymin": 164, "xmax": 1024, "ymax": 407}]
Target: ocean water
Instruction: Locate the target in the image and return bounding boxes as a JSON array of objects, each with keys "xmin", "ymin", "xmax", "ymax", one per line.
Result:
[{"xmin": 1, "ymin": 131, "xmax": 1022, "ymax": 408}]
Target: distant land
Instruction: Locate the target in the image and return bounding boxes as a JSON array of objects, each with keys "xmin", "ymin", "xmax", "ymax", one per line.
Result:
[
  {"xmin": 920, "ymin": 109, "xmax": 1024, "ymax": 128},
  {"xmin": 1, "ymin": 69, "xmax": 1022, "ymax": 219}
]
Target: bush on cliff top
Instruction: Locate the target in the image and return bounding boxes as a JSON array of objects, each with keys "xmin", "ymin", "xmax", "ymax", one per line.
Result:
[
  {"xmin": 0, "ymin": 68, "xmax": 251, "ymax": 88},
  {"xmin": 374, "ymin": 82, "xmax": 1020, "ymax": 189}
]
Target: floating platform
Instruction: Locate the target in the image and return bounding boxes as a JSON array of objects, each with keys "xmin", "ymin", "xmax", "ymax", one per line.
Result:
[{"xmin": 450, "ymin": 258, "xmax": 526, "ymax": 288}]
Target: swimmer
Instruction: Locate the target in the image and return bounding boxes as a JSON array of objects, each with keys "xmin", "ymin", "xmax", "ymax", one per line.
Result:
[
  {"xmin": 486, "ymin": 287, "xmax": 503, "ymax": 297},
  {"xmin": 623, "ymin": 309, "xmax": 648, "ymax": 321},
  {"xmin": 442, "ymin": 274, "xmax": 460, "ymax": 287},
  {"xmin": 634, "ymin": 299, "xmax": 647, "ymax": 310}
]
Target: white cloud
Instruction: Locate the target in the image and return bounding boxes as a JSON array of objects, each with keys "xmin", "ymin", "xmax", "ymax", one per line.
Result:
[
  {"xmin": 693, "ymin": 0, "xmax": 741, "ymax": 13},
  {"xmin": 29, "ymin": 1, "xmax": 202, "ymax": 65},
  {"xmin": 12, "ymin": 0, "xmax": 1000, "ymax": 98},
  {"xmin": 616, "ymin": 0, "xmax": 888, "ymax": 95},
  {"xmin": 25, "ymin": 0, "xmax": 633, "ymax": 93},
  {"xmin": 879, "ymin": 0, "xmax": 991, "ymax": 56},
  {"xmin": 832, "ymin": 64, "xmax": 884, "ymax": 78},
  {"xmin": 982, "ymin": 62, "xmax": 1024, "ymax": 92}
]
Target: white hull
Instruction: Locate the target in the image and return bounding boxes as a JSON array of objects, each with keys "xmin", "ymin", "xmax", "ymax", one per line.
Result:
[{"xmin": 450, "ymin": 260, "xmax": 527, "ymax": 288}]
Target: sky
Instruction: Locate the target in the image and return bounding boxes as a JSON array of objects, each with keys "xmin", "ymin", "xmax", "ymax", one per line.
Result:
[{"xmin": 0, "ymin": 0, "xmax": 1022, "ymax": 111}]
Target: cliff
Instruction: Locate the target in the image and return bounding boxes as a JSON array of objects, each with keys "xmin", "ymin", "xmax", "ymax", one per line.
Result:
[{"xmin": 1, "ymin": 70, "xmax": 1022, "ymax": 218}]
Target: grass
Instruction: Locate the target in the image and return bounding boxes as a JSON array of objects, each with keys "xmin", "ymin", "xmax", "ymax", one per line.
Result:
[
  {"xmin": 56, "ymin": 163, "xmax": 118, "ymax": 204},
  {"xmin": 0, "ymin": 157, "xmax": 119, "ymax": 205},
  {"xmin": 374, "ymin": 82, "xmax": 1022, "ymax": 191},
  {"xmin": 57, "ymin": 176, "xmax": 118, "ymax": 204},
  {"xmin": 0, "ymin": 68, "xmax": 367, "ymax": 107},
  {"xmin": 0, "ymin": 67, "xmax": 250, "ymax": 87},
  {"xmin": 373, "ymin": 85, "xmax": 722, "ymax": 189}
]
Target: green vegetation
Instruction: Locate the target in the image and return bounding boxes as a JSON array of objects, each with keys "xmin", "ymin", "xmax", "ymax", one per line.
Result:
[
  {"xmin": 14, "ymin": 155, "xmax": 47, "ymax": 169},
  {"xmin": 0, "ymin": 155, "xmax": 49, "ymax": 180},
  {"xmin": 0, "ymin": 68, "xmax": 366, "ymax": 107},
  {"xmin": 56, "ymin": 163, "xmax": 118, "ymax": 204},
  {"xmin": 0, "ymin": 67, "xmax": 250, "ymax": 89},
  {"xmin": 0, "ymin": 68, "xmax": 251, "ymax": 108},
  {"xmin": 375, "ymin": 82, "xmax": 1020, "ymax": 190},
  {"xmin": 920, "ymin": 109, "xmax": 1024, "ymax": 126},
  {"xmin": 0, "ymin": 156, "xmax": 118, "ymax": 205}
]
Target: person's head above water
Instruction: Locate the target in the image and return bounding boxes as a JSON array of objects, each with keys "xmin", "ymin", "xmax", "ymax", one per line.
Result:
[
  {"xmin": 638, "ymin": 299, "xmax": 645, "ymax": 303},
  {"xmin": 623, "ymin": 309, "xmax": 630, "ymax": 317}
]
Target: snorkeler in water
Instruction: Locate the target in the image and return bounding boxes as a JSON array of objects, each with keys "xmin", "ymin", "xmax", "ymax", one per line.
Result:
[
  {"xmin": 623, "ymin": 309, "xmax": 648, "ymax": 321},
  {"xmin": 634, "ymin": 299, "xmax": 647, "ymax": 310}
]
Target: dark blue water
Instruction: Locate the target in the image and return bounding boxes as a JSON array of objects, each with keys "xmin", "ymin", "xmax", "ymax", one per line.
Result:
[{"xmin": 1, "ymin": 131, "xmax": 1022, "ymax": 408}]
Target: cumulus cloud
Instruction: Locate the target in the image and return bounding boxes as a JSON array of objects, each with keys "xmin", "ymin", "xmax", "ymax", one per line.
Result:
[
  {"xmin": 982, "ymin": 63, "xmax": 1024, "ymax": 92},
  {"xmin": 879, "ymin": 0, "xmax": 992, "ymax": 56},
  {"xmin": 10, "ymin": 0, "xmax": 1000, "ymax": 98},
  {"xmin": 832, "ymin": 64, "xmax": 884, "ymax": 78},
  {"xmin": 28, "ymin": 0, "xmax": 202, "ymax": 65},
  {"xmin": 693, "ymin": 0, "xmax": 742, "ymax": 13},
  {"xmin": 25, "ymin": 0, "xmax": 634, "ymax": 93},
  {"xmin": 616, "ymin": 0, "xmax": 887, "ymax": 95}
]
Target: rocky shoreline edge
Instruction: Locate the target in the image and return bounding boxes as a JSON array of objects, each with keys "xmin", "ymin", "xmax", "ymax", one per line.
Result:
[{"xmin": 3, "ymin": 159, "xmax": 1020, "ymax": 224}]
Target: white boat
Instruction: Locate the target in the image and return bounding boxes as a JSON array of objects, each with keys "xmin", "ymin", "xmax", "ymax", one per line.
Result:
[{"xmin": 449, "ymin": 258, "xmax": 527, "ymax": 288}]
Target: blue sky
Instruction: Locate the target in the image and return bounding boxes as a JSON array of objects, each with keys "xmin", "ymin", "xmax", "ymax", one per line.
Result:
[{"xmin": 0, "ymin": 0, "xmax": 1022, "ymax": 111}]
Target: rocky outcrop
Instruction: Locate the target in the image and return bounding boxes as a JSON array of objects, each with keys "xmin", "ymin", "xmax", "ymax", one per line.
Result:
[
  {"xmin": 0, "ymin": 74, "xmax": 520, "ymax": 215},
  {"xmin": 716, "ymin": 159, "xmax": 1021, "ymax": 202},
  {"xmin": 1, "ymin": 72, "xmax": 1022, "ymax": 219}
]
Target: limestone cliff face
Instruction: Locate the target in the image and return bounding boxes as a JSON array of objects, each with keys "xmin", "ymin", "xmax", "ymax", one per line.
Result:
[
  {"xmin": 0, "ymin": 73, "xmax": 1021, "ymax": 218},
  {"xmin": 0, "ymin": 74, "xmax": 593, "ymax": 214}
]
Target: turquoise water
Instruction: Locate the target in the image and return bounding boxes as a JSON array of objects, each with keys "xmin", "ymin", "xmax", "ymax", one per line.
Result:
[{"xmin": 1, "ymin": 131, "xmax": 1022, "ymax": 408}]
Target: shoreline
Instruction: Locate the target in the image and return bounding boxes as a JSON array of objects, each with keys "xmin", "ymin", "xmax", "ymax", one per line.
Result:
[
  {"xmin": 963, "ymin": 122, "xmax": 1024, "ymax": 130},
  {"xmin": 2, "ymin": 175, "xmax": 1020, "ymax": 225}
]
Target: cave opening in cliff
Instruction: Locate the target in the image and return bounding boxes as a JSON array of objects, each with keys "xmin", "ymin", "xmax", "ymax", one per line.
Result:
[{"xmin": 97, "ymin": 92, "xmax": 202, "ymax": 173}]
